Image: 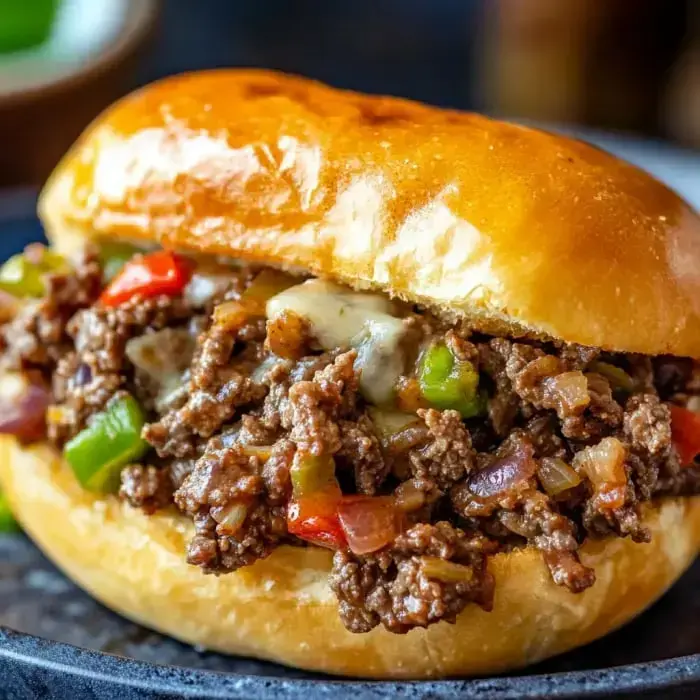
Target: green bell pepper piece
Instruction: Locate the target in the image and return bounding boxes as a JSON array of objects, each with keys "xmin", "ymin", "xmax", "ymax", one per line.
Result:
[
  {"xmin": 0, "ymin": 249, "xmax": 68, "ymax": 298},
  {"xmin": 418, "ymin": 343, "xmax": 484, "ymax": 418},
  {"xmin": 290, "ymin": 454, "xmax": 338, "ymax": 499},
  {"xmin": 99, "ymin": 243, "xmax": 139, "ymax": 283},
  {"xmin": 0, "ymin": 255, "xmax": 45, "ymax": 297},
  {"xmin": 64, "ymin": 395, "xmax": 149, "ymax": 493},
  {"xmin": 0, "ymin": 491, "xmax": 19, "ymax": 533}
]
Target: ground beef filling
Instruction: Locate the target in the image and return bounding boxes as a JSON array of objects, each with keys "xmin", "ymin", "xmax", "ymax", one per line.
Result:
[{"xmin": 3, "ymin": 250, "xmax": 700, "ymax": 635}]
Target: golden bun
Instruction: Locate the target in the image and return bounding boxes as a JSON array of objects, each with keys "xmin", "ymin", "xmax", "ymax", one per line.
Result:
[
  {"xmin": 2, "ymin": 435, "xmax": 699, "ymax": 679},
  {"xmin": 39, "ymin": 69, "xmax": 700, "ymax": 357}
]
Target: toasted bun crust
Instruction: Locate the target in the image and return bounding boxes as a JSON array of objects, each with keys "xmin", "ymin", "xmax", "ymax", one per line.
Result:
[
  {"xmin": 2, "ymin": 435, "xmax": 699, "ymax": 679},
  {"xmin": 39, "ymin": 69, "xmax": 700, "ymax": 356}
]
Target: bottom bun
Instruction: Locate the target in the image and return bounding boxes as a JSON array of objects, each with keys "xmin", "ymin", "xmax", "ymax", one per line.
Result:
[{"xmin": 2, "ymin": 436, "xmax": 700, "ymax": 679}]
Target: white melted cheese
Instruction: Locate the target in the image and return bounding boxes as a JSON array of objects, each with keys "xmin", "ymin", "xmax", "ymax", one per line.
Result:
[{"xmin": 266, "ymin": 279, "xmax": 406, "ymax": 404}]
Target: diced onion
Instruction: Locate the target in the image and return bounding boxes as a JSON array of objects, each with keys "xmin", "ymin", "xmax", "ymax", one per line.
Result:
[
  {"xmin": 543, "ymin": 371, "xmax": 590, "ymax": 413},
  {"xmin": 394, "ymin": 480, "xmax": 426, "ymax": 512},
  {"xmin": 499, "ymin": 512, "xmax": 536, "ymax": 538},
  {"xmin": 241, "ymin": 445, "xmax": 274, "ymax": 461},
  {"xmin": 155, "ymin": 375, "xmax": 190, "ymax": 413},
  {"xmin": 125, "ymin": 328, "xmax": 195, "ymax": 384},
  {"xmin": 0, "ymin": 373, "xmax": 49, "ymax": 440},
  {"xmin": 537, "ymin": 457, "xmax": 582, "ymax": 496},
  {"xmin": 0, "ymin": 290, "xmax": 20, "ymax": 323},
  {"xmin": 573, "ymin": 437, "xmax": 627, "ymax": 510},
  {"xmin": 421, "ymin": 557, "xmax": 474, "ymax": 583},
  {"xmin": 382, "ymin": 423, "xmax": 431, "ymax": 454},
  {"xmin": 251, "ymin": 356, "xmax": 283, "ymax": 385},
  {"xmin": 574, "ymin": 437, "xmax": 626, "ymax": 487},
  {"xmin": 396, "ymin": 377, "xmax": 428, "ymax": 412},
  {"xmin": 126, "ymin": 328, "xmax": 195, "ymax": 411},
  {"xmin": 213, "ymin": 300, "xmax": 249, "ymax": 331},
  {"xmin": 468, "ymin": 443, "xmax": 536, "ymax": 499},
  {"xmin": 184, "ymin": 271, "xmax": 233, "ymax": 307},
  {"xmin": 527, "ymin": 355, "xmax": 562, "ymax": 378},
  {"xmin": 337, "ymin": 496, "xmax": 401, "ymax": 555},
  {"xmin": 367, "ymin": 407, "xmax": 419, "ymax": 440},
  {"xmin": 212, "ymin": 502, "xmax": 250, "ymax": 536},
  {"xmin": 242, "ymin": 269, "xmax": 297, "ymax": 312}
]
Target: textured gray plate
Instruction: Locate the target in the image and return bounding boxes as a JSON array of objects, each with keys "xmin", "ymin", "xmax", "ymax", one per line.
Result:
[{"xmin": 1, "ymin": 532, "xmax": 700, "ymax": 699}]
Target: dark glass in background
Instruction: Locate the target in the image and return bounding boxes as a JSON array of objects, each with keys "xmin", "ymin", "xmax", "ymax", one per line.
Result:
[
  {"xmin": 137, "ymin": 0, "xmax": 485, "ymax": 111},
  {"xmin": 136, "ymin": 0, "xmax": 699, "ymax": 147},
  {"xmin": 2, "ymin": 0, "xmax": 699, "ymax": 187}
]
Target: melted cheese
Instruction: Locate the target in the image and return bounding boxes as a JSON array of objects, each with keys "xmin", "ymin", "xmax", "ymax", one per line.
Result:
[{"xmin": 267, "ymin": 279, "xmax": 406, "ymax": 404}]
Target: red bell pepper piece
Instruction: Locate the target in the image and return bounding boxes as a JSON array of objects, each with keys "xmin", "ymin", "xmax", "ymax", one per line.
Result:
[
  {"xmin": 669, "ymin": 404, "xmax": 700, "ymax": 466},
  {"xmin": 287, "ymin": 493, "xmax": 346, "ymax": 549},
  {"xmin": 287, "ymin": 493, "xmax": 404, "ymax": 554},
  {"xmin": 100, "ymin": 250, "xmax": 192, "ymax": 307}
]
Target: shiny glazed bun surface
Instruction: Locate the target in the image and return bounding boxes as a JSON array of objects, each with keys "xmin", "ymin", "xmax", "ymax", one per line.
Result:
[
  {"xmin": 2, "ymin": 436, "xmax": 700, "ymax": 679},
  {"xmin": 40, "ymin": 69, "xmax": 700, "ymax": 357}
]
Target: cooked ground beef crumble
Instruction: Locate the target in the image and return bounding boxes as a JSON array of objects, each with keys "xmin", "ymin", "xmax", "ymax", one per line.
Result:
[{"xmin": 3, "ymin": 244, "xmax": 700, "ymax": 635}]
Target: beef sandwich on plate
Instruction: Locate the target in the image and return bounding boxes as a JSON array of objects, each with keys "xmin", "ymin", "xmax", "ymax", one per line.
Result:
[{"xmin": 1, "ymin": 70, "xmax": 700, "ymax": 679}]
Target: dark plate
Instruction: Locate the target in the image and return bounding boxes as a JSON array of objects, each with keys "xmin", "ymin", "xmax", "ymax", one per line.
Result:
[{"xmin": 1, "ymin": 134, "xmax": 700, "ymax": 699}]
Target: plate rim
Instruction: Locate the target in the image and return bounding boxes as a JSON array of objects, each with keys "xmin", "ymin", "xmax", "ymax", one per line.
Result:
[{"xmin": 1, "ymin": 627, "xmax": 700, "ymax": 699}]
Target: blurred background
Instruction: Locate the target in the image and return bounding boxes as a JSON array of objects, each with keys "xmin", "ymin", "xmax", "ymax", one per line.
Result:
[{"xmin": 0, "ymin": 0, "xmax": 699, "ymax": 186}]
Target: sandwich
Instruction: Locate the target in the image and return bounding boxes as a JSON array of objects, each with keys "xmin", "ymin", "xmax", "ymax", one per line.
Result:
[{"xmin": 1, "ymin": 69, "xmax": 700, "ymax": 679}]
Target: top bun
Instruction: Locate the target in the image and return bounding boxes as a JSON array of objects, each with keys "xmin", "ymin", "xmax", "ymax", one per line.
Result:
[{"xmin": 39, "ymin": 69, "xmax": 700, "ymax": 357}]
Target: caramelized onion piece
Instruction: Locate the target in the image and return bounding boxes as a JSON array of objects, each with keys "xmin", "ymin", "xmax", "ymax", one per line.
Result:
[
  {"xmin": 184, "ymin": 270, "xmax": 232, "ymax": 307},
  {"xmin": 537, "ymin": 457, "xmax": 582, "ymax": 496},
  {"xmin": 0, "ymin": 373, "xmax": 49, "ymax": 441},
  {"xmin": 337, "ymin": 496, "xmax": 401, "ymax": 555},
  {"xmin": 368, "ymin": 407, "xmax": 419, "ymax": 441},
  {"xmin": 468, "ymin": 442, "xmax": 536, "ymax": 499},
  {"xmin": 382, "ymin": 423, "xmax": 430, "ymax": 454},
  {"xmin": 240, "ymin": 445, "xmax": 274, "ymax": 461},
  {"xmin": 421, "ymin": 556, "xmax": 474, "ymax": 583},
  {"xmin": 251, "ymin": 356, "xmax": 282, "ymax": 385},
  {"xmin": 243, "ymin": 270, "xmax": 297, "ymax": 312},
  {"xmin": 543, "ymin": 371, "xmax": 590, "ymax": 414},
  {"xmin": 213, "ymin": 300, "xmax": 249, "ymax": 331},
  {"xmin": 126, "ymin": 328, "xmax": 195, "ymax": 411},
  {"xmin": 126, "ymin": 328, "xmax": 195, "ymax": 383},
  {"xmin": 573, "ymin": 437, "xmax": 627, "ymax": 511},
  {"xmin": 0, "ymin": 289, "xmax": 21, "ymax": 323},
  {"xmin": 396, "ymin": 376, "xmax": 428, "ymax": 413},
  {"xmin": 211, "ymin": 501, "xmax": 250, "ymax": 536},
  {"xmin": 499, "ymin": 512, "xmax": 536, "ymax": 538},
  {"xmin": 393, "ymin": 480, "xmax": 427, "ymax": 512}
]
